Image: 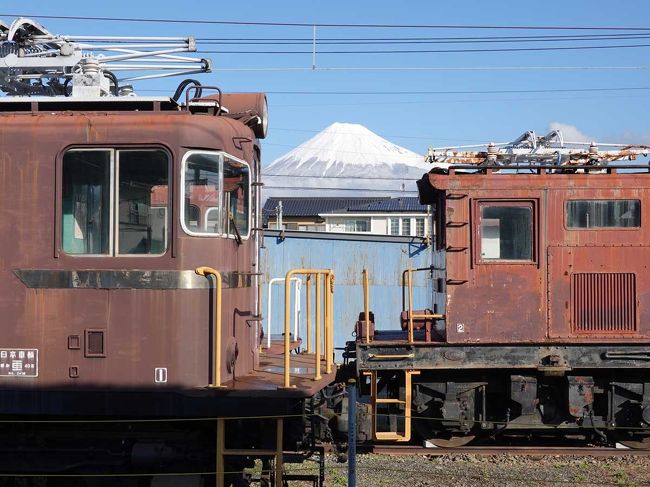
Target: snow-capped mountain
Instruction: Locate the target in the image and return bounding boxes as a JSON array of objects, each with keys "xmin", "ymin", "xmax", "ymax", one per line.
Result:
[{"xmin": 263, "ymin": 123, "xmax": 430, "ymax": 199}]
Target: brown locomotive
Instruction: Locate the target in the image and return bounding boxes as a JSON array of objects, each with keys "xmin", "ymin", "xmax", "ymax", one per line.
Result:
[
  {"xmin": 351, "ymin": 132, "xmax": 650, "ymax": 448},
  {"xmin": 0, "ymin": 18, "xmax": 335, "ymax": 487}
]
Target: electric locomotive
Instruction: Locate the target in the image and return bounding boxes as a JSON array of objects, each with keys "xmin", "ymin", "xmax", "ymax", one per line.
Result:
[
  {"xmin": 347, "ymin": 130, "xmax": 650, "ymax": 449},
  {"xmin": 0, "ymin": 18, "xmax": 334, "ymax": 486}
]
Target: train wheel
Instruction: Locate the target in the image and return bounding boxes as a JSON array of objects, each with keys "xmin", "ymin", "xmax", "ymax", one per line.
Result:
[
  {"xmin": 424, "ymin": 433, "xmax": 476, "ymax": 448},
  {"xmin": 615, "ymin": 433, "xmax": 650, "ymax": 450}
]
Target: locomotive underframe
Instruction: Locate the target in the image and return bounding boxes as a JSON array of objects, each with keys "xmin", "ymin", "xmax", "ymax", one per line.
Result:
[
  {"xmin": 0, "ymin": 388, "xmax": 331, "ymax": 484},
  {"xmin": 355, "ymin": 342, "xmax": 650, "ymax": 444}
]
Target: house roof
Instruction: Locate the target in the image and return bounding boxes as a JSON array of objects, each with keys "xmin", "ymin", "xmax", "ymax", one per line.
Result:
[
  {"xmin": 263, "ymin": 196, "xmax": 427, "ymax": 224},
  {"xmin": 339, "ymin": 197, "xmax": 427, "ymax": 213},
  {"xmin": 263, "ymin": 197, "xmax": 390, "ymax": 222}
]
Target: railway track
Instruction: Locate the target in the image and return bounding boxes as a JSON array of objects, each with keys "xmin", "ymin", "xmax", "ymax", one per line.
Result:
[{"xmin": 366, "ymin": 444, "xmax": 650, "ymax": 457}]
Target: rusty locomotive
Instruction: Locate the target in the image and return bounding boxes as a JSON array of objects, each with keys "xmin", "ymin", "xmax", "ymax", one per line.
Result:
[
  {"xmin": 346, "ymin": 131, "xmax": 650, "ymax": 449},
  {"xmin": 0, "ymin": 18, "xmax": 336, "ymax": 486}
]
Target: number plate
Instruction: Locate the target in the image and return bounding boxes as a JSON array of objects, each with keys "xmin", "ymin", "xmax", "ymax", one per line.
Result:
[{"xmin": 0, "ymin": 349, "xmax": 38, "ymax": 377}]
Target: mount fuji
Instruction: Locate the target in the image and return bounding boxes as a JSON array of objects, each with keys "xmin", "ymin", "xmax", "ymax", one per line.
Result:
[{"xmin": 263, "ymin": 123, "xmax": 430, "ymax": 199}]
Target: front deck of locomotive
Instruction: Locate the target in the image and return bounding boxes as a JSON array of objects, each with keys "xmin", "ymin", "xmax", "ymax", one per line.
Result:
[
  {"xmin": 346, "ymin": 160, "xmax": 650, "ymax": 449},
  {"xmin": 0, "ymin": 95, "xmax": 336, "ymax": 483}
]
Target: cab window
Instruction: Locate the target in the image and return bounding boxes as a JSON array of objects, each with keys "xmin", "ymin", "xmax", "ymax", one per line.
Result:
[
  {"xmin": 478, "ymin": 202, "xmax": 534, "ymax": 261},
  {"xmin": 182, "ymin": 151, "xmax": 250, "ymax": 238},
  {"xmin": 62, "ymin": 148, "xmax": 169, "ymax": 255},
  {"xmin": 566, "ymin": 200, "xmax": 640, "ymax": 229}
]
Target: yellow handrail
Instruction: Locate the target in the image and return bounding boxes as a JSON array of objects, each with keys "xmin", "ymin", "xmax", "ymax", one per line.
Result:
[
  {"xmin": 195, "ymin": 266, "xmax": 224, "ymax": 388},
  {"xmin": 402, "ymin": 267, "xmax": 445, "ymax": 344},
  {"xmin": 362, "ymin": 269, "xmax": 370, "ymax": 344},
  {"xmin": 282, "ymin": 268, "xmax": 334, "ymax": 388}
]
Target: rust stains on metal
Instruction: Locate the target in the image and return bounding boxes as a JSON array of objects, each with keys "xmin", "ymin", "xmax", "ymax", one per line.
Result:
[{"xmin": 425, "ymin": 169, "xmax": 650, "ymax": 344}]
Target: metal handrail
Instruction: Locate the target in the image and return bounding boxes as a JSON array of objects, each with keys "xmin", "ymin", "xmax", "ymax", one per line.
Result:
[
  {"xmin": 362, "ymin": 269, "xmax": 370, "ymax": 344},
  {"xmin": 282, "ymin": 268, "xmax": 334, "ymax": 388},
  {"xmin": 402, "ymin": 267, "xmax": 445, "ymax": 343},
  {"xmin": 195, "ymin": 266, "xmax": 224, "ymax": 388},
  {"xmin": 266, "ymin": 277, "xmax": 302, "ymax": 349}
]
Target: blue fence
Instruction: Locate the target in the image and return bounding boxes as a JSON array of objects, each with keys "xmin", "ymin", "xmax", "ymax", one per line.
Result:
[{"xmin": 260, "ymin": 230, "xmax": 434, "ymax": 356}]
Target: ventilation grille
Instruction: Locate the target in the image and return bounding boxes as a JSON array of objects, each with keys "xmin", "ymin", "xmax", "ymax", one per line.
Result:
[
  {"xmin": 85, "ymin": 330, "xmax": 105, "ymax": 357},
  {"xmin": 571, "ymin": 273, "xmax": 636, "ymax": 333}
]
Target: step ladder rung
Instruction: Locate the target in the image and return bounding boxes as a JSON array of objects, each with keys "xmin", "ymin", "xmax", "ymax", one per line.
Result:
[
  {"xmin": 369, "ymin": 370, "xmax": 420, "ymax": 443},
  {"xmin": 375, "ymin": 398, "xmax": 406, "ymax": 405}
]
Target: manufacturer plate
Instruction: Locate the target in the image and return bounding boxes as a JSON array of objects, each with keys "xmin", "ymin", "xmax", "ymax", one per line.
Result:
[{"xmin": 0, "ymin": 349, "xmax": 38, "ymax": 377}]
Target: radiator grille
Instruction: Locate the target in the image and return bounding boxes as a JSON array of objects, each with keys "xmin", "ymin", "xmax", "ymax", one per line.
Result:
[{"xmin": 571, "ymin": 273, "xmax": 636, "ymax": 333}]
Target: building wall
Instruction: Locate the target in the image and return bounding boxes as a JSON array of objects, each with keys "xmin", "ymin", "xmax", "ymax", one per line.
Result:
[
  {"xmin": 323, "ymin": 213, "xmax": 429, "ymax": 236},
  {"xmin": 260, "ymin": 230, "xmax": 433, "ymax": 359}
]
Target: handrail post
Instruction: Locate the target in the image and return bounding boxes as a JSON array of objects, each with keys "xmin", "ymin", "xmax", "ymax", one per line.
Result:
[
  {"xmin": 314, "ymin": 274, "xmax": 322, "ymax": 381},
  {"xmin": 216, "ymin": 417, "xmax": 225, "ymax": 487},
  {"xmin": 195, "ymin": 266, "xmax": 224, "ymax": 388},
  {"xmin": 325, "ymin": 272, "xmax": 332, "ymax": 374},
  {"xmin": 362, "ymin": 269, "xmax": 370, "ymax": 344},
  {"xmin": 283, "ymin": 270, "xmax": 296, "ymax": 388},
  {"xmin": 275, "ymin": 418, "xmax": 284, "ymax": 487},
  {"xmin": 328, "ymin": 272, "xmax": 334, "ymax": 373},
  {"xmin": 407, "ymin": 268, "xmax": 414, "ymax": 343},
  {"xmin": 306, "ymin": 275, "xmax": 312, "ymax": 353}
]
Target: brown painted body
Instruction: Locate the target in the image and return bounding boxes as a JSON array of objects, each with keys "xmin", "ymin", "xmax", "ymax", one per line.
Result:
[
  {"xmin": 428, "ymin": 169, "xmax": 650, "ymax": 344},
  {"xmin": 0, "ymin": 106, "xmax": 259, "ymax": 390}
]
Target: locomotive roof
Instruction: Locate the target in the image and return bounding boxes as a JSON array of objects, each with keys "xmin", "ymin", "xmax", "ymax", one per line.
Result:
[{"xmin": 0, "ymin": 95, "xmax": 179, "ymax": 112}]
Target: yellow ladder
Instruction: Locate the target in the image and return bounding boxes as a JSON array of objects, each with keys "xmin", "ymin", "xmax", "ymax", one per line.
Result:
[
  {"xmin": 369, "ymin": 369, "xmax": 419, "ymax": 442},
  {"xmin": 216, "ymin": 417, "xmax": 284, "ymax": 487}
]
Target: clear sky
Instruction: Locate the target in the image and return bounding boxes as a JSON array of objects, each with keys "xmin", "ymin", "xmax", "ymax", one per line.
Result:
[{"xmin": 4, "ymin": 1, "xmax": 650, "ymax": 164}]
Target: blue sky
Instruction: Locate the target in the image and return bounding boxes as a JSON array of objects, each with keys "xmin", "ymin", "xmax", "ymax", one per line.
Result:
[{"xmin": 4, "ymin": 1, "xmax": 650, "ymax": 164}]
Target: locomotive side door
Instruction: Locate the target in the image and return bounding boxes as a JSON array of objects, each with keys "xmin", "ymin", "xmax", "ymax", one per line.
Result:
[{"xmin": 445, "ymin": 192, "xmax": 547, "ymax": 344}]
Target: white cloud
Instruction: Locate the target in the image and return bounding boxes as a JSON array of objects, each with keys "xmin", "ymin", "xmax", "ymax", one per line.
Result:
[
  {"xmin": 547, "ymin": 122, "xmax": 593, "ymax": 143},
  {"xmin": 610, "ymin": 131, "xmax": 650, "ymax": 145}
]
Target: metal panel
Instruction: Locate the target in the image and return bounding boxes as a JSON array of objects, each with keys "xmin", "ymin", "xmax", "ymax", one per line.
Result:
[
  {"xmin": 260, "ymin": 231, "xmax": 432, "ymax": 357},
  {"xmin": 14, "ymin": 269, "xmax": 252, "ymax": 289},
  {"xmin": 548, "ymin": 246, "xmax": 649, "ymax": 339},
  {"xmin": 572, "ymin": 273, "xmax": 636, "ymax": 333}
]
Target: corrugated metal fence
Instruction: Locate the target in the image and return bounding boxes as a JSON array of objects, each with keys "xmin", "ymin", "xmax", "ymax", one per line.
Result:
[{"xmin": 260, "ymin": 230, "xmax": 434, "ymax": 355}]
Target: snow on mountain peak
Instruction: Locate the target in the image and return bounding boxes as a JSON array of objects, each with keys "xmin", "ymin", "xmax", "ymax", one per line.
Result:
[{"xmin": 265, "ymin": 122, "xmax": 428, "ymax": 176}]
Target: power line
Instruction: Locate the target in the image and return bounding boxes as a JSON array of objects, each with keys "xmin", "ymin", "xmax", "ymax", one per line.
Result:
[
  {"xmin": 198, "ymin": 33, "xmax": 650, "ymax": 42},
  {"xmin": 263, "ymin": 185, "xmax": 419, "ymax": 193},
  {"xmin": 271, "ymin": 127, "xmax": 485, "ymax": 143},
  {"xmin": 265, "ymin": 86, "xmax": 650, "ymax": 95},
  {"xmin": 199, "ymin": 43, "xmax": 650, "ymax": 54},
  {"xmin": 164, "ymin": 65, "xmax": 650, "ymax": 72},
  {"xmin": 264, "ymin": 173, "xmax": 422, "ymax": 181},
  {"xmin": 199, "ymin": 34, "xmax": 650, "ymax": 46},
  {"xmin": 269, "ymin": 92, "xmax": 650, "ymax": 108},
  {"xmin": 140, "ymin": 86, "xmax": 650, "ymax": 96},
  {"xmin": 3, "ymin": 13, "xmax": 650, "ymax": 31}
]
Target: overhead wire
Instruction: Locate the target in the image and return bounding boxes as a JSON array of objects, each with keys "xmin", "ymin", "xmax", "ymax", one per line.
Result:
[
  {"xmin": 197, "ymin": 34, "xmax": 650, "ymax": 45},
  {"xmin": 2, "ymin": 13, "xmax": 650, "ymax": 31},
  {"xmin": 199, "ymin": 43, "xmax": 650, "ymax": 54}
]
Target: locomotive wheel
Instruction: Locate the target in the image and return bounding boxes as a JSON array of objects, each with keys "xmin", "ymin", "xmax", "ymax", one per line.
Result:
[
  {"xmin": 424, "ymin": 433, "xmax": 476, "ymax": 448},
  {"xmin": 615, "ymin": 433, "xmax": 650, "ymax": 450}
]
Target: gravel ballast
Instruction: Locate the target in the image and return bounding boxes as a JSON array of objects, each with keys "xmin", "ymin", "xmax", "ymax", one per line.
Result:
[{"xmin": 288, "ymin": 453, "xmax": 650, "ymax": 486}]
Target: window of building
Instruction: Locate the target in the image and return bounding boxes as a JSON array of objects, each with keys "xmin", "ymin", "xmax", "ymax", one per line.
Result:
[
  {"xmin": 415, "ymin": 218, "xmax": 425, "ymax": 237},
  {"xmin": 62, "ymin": 149, "xmax": 169, "ymax": 256},
  {"xmin": 343, "ymin": 219, "xmax": 370, "ymax": 232},
  {"xmin": 566, "ymin": 200, "xmax": 640, "ymax": 229},
  {"xmin": 479, "ymin": 204, "xmax": 533, "ymax": 261},
  {"xmin": 390, "ymin": 218, "xmax": 400, "ymax": 236},
  {"xmin": 401, "ymin": 218, "xmax": 411, "ymax": 236},
  {"xmin": 182, "ymin": 151, "xmax": 250, "ymax": 238}
]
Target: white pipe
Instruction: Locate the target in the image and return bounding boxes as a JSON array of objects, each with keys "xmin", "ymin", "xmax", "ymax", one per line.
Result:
[{"xmin": 267, "ymin": 277, "xmax": 302, "ymax": 349}]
